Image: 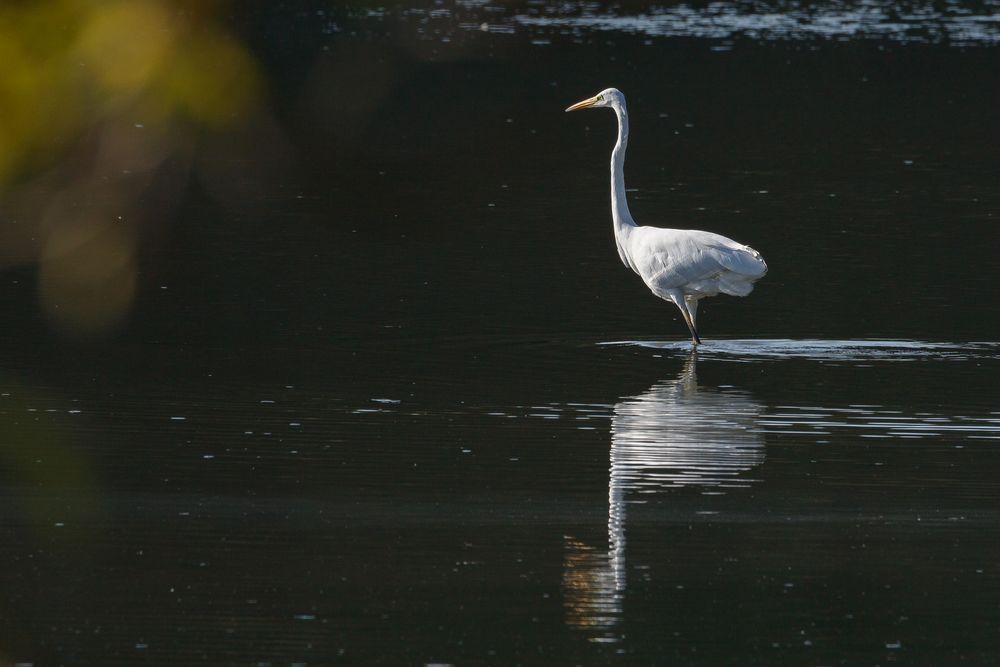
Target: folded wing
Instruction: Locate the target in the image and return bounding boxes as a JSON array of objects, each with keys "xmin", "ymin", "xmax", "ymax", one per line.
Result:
[{"xmin": 628, "ymin": 228, "xmax": 767, "ymax": 298}]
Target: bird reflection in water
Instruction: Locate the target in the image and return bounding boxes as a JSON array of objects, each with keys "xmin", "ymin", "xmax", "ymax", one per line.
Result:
[{"xmin": 563, "ymin": 352, "xmax": 765, "ymax": 643}]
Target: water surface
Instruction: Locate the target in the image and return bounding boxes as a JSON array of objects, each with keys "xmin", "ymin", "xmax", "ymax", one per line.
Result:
[{"xmin": 1, "ymin": 1, "xmax": 999, "ymax": 665}]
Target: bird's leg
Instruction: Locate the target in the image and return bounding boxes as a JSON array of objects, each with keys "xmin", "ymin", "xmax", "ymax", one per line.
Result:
[
  {"xmin": 685, "ymin": 317, "xmax": 702, "ymax": 346},
  {"xmin": 684, "ymin": 297, "xmax": 701, "ymax": 346},
  {"xmin": 677, "ymin": 304, "xmax": 701, "ymax": 346}
]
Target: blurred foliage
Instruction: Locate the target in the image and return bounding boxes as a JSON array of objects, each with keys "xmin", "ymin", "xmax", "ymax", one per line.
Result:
[{"xmin": 0, "ymin": 0, "xmax": 261, "ymax": 336}]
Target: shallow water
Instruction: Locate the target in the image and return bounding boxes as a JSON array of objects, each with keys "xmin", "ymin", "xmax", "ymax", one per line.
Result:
[{"xmin": 1, "ymin": 2, "xmax": 1000, "ymax": 665}]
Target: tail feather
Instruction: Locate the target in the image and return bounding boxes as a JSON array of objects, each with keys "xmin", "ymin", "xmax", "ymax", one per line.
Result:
[{"xmin": 715, "ymin": 244, "xmax": 767, "ymax": 279}]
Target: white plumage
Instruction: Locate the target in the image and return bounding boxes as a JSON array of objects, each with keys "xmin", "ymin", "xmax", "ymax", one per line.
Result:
[{"xmin": 566, "ymin": 87, "xmax": 767, "ymax": 344}]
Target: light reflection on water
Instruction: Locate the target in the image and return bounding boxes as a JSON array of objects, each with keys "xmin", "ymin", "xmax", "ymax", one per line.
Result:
[
  {"xmin": 758, "ymin": 405, "xmax": 1000, "ymax": 440},
  {"xmin": 550, "ymin": 344, "xmax": 1000, "ymax": 643},
  {"xmin": 564, "ymin": 353, "xmax": 765, "ymax": 642},
  {"xmin": 609, "ymin": 356, "xmax": 765, "ymax": 491},
  {"xmin": 394, "ymin": 0, "xmax": 1000, "ymax": 46},
  {"xmin": 602, "ymin": 338, "xmax": 1000, "ymax": 361},
  {"xmin": 510, "ymin": 1, "xmax": 1000, "ymax": 45}
]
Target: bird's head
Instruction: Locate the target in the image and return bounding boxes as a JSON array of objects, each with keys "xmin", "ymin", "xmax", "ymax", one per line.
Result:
[{"xmin": 565, "ymin": 87, "xmax": 625, "ymax": 112}]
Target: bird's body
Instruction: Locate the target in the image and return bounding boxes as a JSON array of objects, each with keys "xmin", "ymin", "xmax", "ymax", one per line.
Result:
[{"xmin": 566, "ymin": 88, "xmax": 767, "ymax": 344}]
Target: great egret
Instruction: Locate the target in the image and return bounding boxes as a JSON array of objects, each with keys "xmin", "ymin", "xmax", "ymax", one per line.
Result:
[{"xmin": 566, "ymin": 88, "xmax": 767, "ymax": 344}]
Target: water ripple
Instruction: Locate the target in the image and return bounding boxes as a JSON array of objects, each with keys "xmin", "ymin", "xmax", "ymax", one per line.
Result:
[
  {"xmin": 510, "ymin": 0, "xmax": 1000, "ymax": 45},
  {"xmin": 758, "ymin": 404, "xmax": 1000, "ymax": 440},
  {"xmin": 611, "ymin": 377, "xmax": 765, "ymax": 490},
  {"xmin": 379, "ymin": 0, "xmax": 1000, "ymax": 47},
  {"xmin": 601, "ymin": 339, "xmax": 1000, "ymax": 361}
]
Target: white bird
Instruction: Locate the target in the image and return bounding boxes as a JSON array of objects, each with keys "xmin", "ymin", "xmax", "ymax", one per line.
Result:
[{"xmin": 566, "ymin": 88, "xmax": 767, "ymax": 345}]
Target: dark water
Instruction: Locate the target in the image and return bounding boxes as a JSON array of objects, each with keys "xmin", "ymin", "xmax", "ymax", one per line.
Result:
[{"xmin": 2, "ymin": 2, "xmax": 1000, "ymax": 665}]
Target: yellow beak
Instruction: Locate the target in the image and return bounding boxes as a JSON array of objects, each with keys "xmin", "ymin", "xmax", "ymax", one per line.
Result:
[{"xmin": 565, "ymin": 95, "xmax": 600, "ymax": 112}]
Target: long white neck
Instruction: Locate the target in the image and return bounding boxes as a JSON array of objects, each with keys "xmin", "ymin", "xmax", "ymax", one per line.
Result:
[{"xmin": 610, "ymin": 103, "xmax": 637, "ymax": 267}]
